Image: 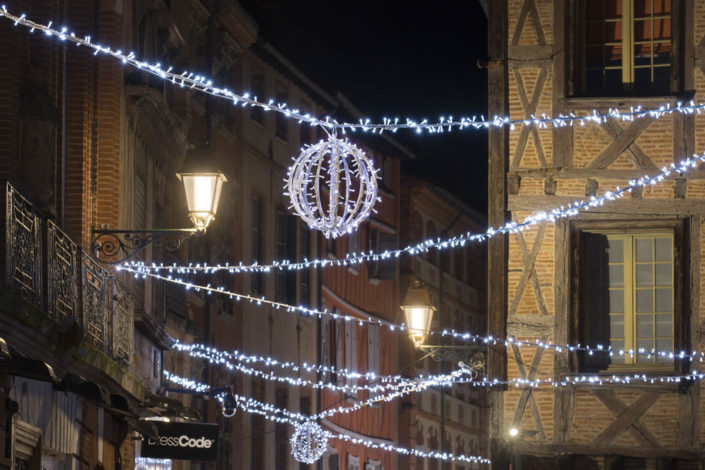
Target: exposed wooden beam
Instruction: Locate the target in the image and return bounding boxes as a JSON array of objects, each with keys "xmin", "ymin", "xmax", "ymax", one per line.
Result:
[
  {"xmin": 487, "ymin": 0, "xmax": 509, "ymax": 464},
  {"xmin": 591, "ymin": 390, "xmax": 660, "ymax": 447},
  {"xmin": 508, "ymin": 196, "xmax": 705, "ymax": 215},
  {"xmin": 508, "ymin": 441, "xmax": 703, "ymax": 460},
  {"xmin": 588, "ymin": 117, "xmax": 655, "ymax": 169}
]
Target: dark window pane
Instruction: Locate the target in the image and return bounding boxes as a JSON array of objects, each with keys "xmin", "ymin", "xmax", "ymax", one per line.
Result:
[
  {"xmin": 586, "ymin": 0, "xmax": 603, "ymax": 20},
  {"xmin": 586, "ymin": 69, "xmax": 604, "ymax": 92},
  {"xmin": 586, "ymin": 46, "xmax": 605, "ymax": 67},
  {"xmin": 635, "ymin": 67, "xmax": 652, "ymax": 84},
  {"xmin": 605, "ymin": 20, "xmax": 622, "ymax": 42},
  {"xmin": 634, "ymin": 0, "xmax": 650, "ymax": 17},
  {"xmin": 605, "ymin": 68, "xmax": 622, "ymax": 89},
  {"xmin": 653, "ymin": 47, "xmax": 671, "ymax": 65},
  {"xmin": 580, "ymin": 233, "xmax": 612, "ymax": 372},
  {"xmin": 653, "ymin": 66, "xmax": 670, "ymax": 86},
  {"xmin": 587, "ymin": 21, "xmax": 605, "ymax": 44}
]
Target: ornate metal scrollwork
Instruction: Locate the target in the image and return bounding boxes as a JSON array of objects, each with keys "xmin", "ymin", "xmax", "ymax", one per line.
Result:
[
  {"xmin": 47, "ymin": 220, "xmax": 78, "ymax": 322},
  {"xmin": 111, "ymin": 279, "xmax": 134, "ymax": 366},
  {"xmin": 6, "ymin": 183, "xmax": 42, "ymax": 305},
  {"xmin": 82, "ymin": 252, "xmax": 110, "ymax": 352},
  {"xmin": 91, "ymin": 228, "xmax": 199, "ymax": 263},
  {"xmin": 420, "ymin": 345, "xmax": 487, "ymax": 376}
]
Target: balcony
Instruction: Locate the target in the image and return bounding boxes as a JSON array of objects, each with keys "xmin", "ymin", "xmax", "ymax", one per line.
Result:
[{"xmin": 3, "ymin": 183, "xmax": 143, "ymax": 398}]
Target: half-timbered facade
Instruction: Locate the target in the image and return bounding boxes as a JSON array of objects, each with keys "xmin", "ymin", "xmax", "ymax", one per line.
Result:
[{"xmin": 487, "ymin": 0, "xmax": 705, "ymax": 468}]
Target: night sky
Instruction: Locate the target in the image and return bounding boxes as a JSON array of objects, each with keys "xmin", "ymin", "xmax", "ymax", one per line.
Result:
[{"xmin": 240, "ymin": 0, "xmax": 489, "ymax": 214}]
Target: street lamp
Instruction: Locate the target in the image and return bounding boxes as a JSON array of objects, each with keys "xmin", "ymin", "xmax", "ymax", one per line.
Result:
[
  {"xmin": 176, "ymin": 145, "xmax": 227, "ymax": 231},
  {"xmin": 401, "ymin": 280, "xmax": 436, "ymax": 348},
  {"xmin": 92, "ymin": 143, "xmax": 226, "ymax": 263},
  {"xmin": 401, "ymin": 281, "xmax": 486, "ymax": 370}
]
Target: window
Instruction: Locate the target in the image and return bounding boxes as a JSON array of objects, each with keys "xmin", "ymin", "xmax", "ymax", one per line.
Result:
[
  {"xmin": 348, "ymin": 228, "xmax": 361, "ymax": 254},
  {"xmin": 275, "ymin": 212, "xmax": 297, "ymax": 303},
  {"xmin": 321, "ymin": 316, "xmax": 333, "ymax": 381},
  {"xmin": 579, "ymin": 229, "xmax": 677, "ymax": 371},
  {"xmin": 299, "ymin": 223, "xmax": 311, "ymax": 306},
  {"xmin": 275, "ymin": 85, "xmax": 289, "ymax": 141},
  {"xmin": 326, "ymin": 237, "xmax": 337, "ymax": 258},
  {"xmin": 367, "ymin": 324, "xmax": 380, "ymax": 399},
  {"xmin": 347, "ymin": 455, "xmax": 360, "ymax": 470},
  {"xmin": 368, "ymin": 229, "xmax": 397, "ymax": 280},
  {"xmin": 275, "ymin": 389, "xmax": 288, "ymax": 470},
  {"xmin": 364, "ymin": 460, "xmax": 381, "ymax": 470},
  {"xmin": 300, "ymin": 102, "xmax": 313, "ymax": 146},
  {"xmin": 577, "ymin": 0, "xmax": 672, "ymax": 95},
  {"xmin": 251, "ymin": 381, "xmax": 265, "ymax": 470},
  {"xmin": 334, "ymin": 314, "xmax": 345, "ymax": 386},
  {"xmin": 344, "ymin": 320, "xmax": 358, "ymax": 391},
  {"xmin": 251, "ymin": 195, "xmax": 263, "ymax": 295},
  {"xmin": 380, "ymin": 157, "xmax": 393, "ymax": 192},
  {"xmin": 250, "ymin": 71, "xmax": 265, "ymax": 124}
]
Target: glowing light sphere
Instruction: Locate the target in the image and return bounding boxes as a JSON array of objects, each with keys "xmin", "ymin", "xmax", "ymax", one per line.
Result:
[
  {"xmin": 285, "ymin": 135, "xmax": 379, "ymax": 238},
  {"xmin": 290, "ymin": 421, "xmax": 328, "ymax": 464}
]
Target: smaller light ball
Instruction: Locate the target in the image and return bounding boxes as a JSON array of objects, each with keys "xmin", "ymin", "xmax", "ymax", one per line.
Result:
[{"xmin": 290, "ymin": 421, "xmax": 328, "ymax": 464}]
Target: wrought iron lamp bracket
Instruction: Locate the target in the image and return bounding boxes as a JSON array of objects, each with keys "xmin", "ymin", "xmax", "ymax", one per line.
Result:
[
  {"xmin": 91, "ymin": 228, "xmax": 202, "ymax": 264},
  {"xmin": 418, "ymin": 344, "xmax": 487, "ymax": 375}
]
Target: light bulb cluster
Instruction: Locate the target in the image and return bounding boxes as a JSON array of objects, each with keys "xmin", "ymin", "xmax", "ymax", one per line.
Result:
[
  {"xmin": 285, "ymin": 135, "xmax": 380, "ymax": 238},
  {"xmin": 2, "ymin": 6, "xmax": 705, "ymax": 137},
  {"xmin": 174, "ymin": 341, "xmax": 463, "ymax": 395},
  {"xmin": 290, "ymin": 421, "xmax": 328, "ymax": 464},
  {"xmin": 164, "ymin": 370, "xmax": 490, "ymax": 465},
  {"xmin": 124, "ymin": 153, "xmax": 705, "ymax": 277}
]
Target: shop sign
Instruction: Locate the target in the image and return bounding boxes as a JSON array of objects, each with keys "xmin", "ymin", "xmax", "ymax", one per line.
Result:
[{"xmin": 141, "ymin": 422, "xmax": 218, "ymax": 461}]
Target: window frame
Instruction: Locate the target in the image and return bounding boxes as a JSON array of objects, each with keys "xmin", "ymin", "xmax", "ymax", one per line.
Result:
[
  {"xmin": 569, "ymin": 218, "xmax": 688, "ymax": 374},
  {"xmin": 569, "ymin": 0, "xmax": 681, "ymax": 98},
  {"xmin": 250, "ymin": 194, "xmax": 264, "ymax": 295},
  {"xmin": 250, "ymin": 69, "xmax": 265, "ymax": 125},
  {"xmin": 367, "ymin": 227, "xmax": 397, "ymax": 282}
]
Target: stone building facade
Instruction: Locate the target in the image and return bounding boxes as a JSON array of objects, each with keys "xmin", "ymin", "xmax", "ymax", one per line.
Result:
[
  {"xmin": 397, "ymin": 178, "xmax": 489, "ymax": 470},
  {"xmin": 487, "ymin": 0, "xmax": 705, "ymax": 468}
]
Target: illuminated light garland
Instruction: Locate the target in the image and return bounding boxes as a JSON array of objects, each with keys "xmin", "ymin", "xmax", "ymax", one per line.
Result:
[
  {"xmin": 124, "ymin": 153, "xmax": 705, "ymax": 276},
  {"xmin": 170, "ymin": 344, "xmax": 705, "ymax": 391},
  {"xmin": 166, "ymin": 368, "xmax": 468, "ymax": 422},
  {"xmin": 285, "ymin": 134, "xmax": 380, "ymax": 238},
  {"xmin": 1, "ymin": 6, "xmax": 705, "ymax": 136},
  {"xmin": 164, "ymin": 371, "xmax": 491, "ymax": 465},
  {"xmin": 165, "ymin": 368, "xmax": 705, "ymax": 465},
  {"xmin": 147, "ymin": 262, "xmax": 705, "ymax": 366},
  {"xmin": 174, "ymin": 341, "xmax": 461, "ymax": 395},
  {"xmin": 121, "ymin": 154, "xmax": 705, "ymax": 364},
  {"xmin": 290, "ymin": 421, "xmax": 328, "ymax": 464},
  {"xmin": 175, "ymin": 309, "xmax": 705, "ymax": 373},
  {"xmin": 173, "ymin": 341, "xmax": 405, "ymax": 383}
]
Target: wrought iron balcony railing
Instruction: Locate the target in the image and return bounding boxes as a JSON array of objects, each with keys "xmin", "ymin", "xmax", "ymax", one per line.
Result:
[{"xmin": 5, "ymin": 182, "xmax": 134, "ymax": 368}]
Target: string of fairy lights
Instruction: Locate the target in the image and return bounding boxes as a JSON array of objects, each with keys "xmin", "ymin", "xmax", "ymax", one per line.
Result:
[
  {"xmin": 124, "ymin": 154, "xmax": 705, "ymax": 276},
  {"xmin": 173, "ymin": 343, "xmax": 705, "ymax": 393},
  {"xmin": 1, "ymin": 6, "xmax": 704, "ymax": 136},
  {"xmin": 165, "ymin": 370, "xmax": 492, "ymax": 465},
  {"xmin": 160, "ymin": 269, "xmax": 704, "ymax": 366},
  {"xmin": 5, "ymin": 5, "xmax": 705, "ymax": 465},
  {"xmin": 165, "ymin": 367, "xmax": 705, "ymax": 464},
  {"xmin": 175, "ymin": 341, "xmax": 458, "ymax": 395}
]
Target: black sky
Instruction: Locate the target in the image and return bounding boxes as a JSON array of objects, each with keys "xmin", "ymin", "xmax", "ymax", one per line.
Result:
[{"xmin": 240, "ymin": 0, "xmax": 489, "ymax": 214}]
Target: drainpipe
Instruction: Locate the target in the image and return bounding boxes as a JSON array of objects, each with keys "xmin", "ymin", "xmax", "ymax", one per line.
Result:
[
  {"xmin": 438, "ymin": 212, "xmax": 462, "ymax": 470},
  {"xmin": 60, "ymin": 0, "xmax": 67, "ymax": 228}
]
